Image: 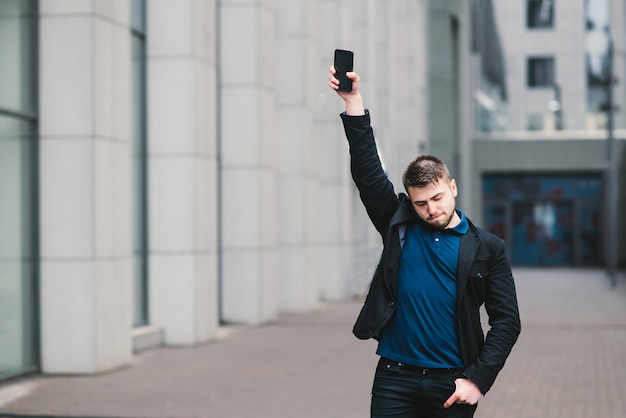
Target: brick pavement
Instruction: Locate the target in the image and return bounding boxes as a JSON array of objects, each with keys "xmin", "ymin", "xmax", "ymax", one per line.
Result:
[
  {"xmin": 0, "ymin": 268, "xmax": 625, "ymax": 418},
  {"xmin": 478, "ymin": 268, "xmax": 626, "ymax": 418}
]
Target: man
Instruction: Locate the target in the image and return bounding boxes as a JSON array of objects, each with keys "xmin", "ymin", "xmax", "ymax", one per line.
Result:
[{"xmin": 328, "ymin": 67, "xmax": 521, "ymax": 418}]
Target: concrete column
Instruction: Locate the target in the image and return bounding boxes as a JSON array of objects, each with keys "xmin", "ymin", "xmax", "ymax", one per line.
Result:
[
  {"xmin": 314, "ymin": 0, "xmax": 359, "ymax": 298},
  {"xmin": 39, "ymin": 1, "xmax": 133, "ymax": 373},
  {"xmin": 394, "ymin": 0, "xmax": 428, "ymax": 173},
  {"xmin": 220, "ymin": 0, "xmax": 278, "ymax": 324},
  {"xmin": 274, "ymin": 0, "xmax": 319, "ymax": 311},
  {"xmin": 146, "ymin": 0, "xmax": 219, "ymax": 344},
  {"xmin": 345, "ymin": 0, "xmax": 396, "ymax": 295}
]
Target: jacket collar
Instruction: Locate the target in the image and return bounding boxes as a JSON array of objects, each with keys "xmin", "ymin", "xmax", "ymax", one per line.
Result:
[{"xmin": 390, "ymin": 194, "xmax": 420, "ymax": 227}]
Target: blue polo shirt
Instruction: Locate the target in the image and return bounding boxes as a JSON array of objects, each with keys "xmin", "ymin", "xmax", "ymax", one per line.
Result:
[{"xmin": 377, "ymin": 209, "xmax": 468, "ymax": 368}]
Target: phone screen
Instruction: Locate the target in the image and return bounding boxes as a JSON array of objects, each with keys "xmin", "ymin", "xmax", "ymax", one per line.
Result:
[{"xmin": 334, "ymin": 49, "xmax": 354, "ymax": 92}]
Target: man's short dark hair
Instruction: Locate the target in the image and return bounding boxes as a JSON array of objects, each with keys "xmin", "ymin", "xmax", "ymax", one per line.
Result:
[{"xmin": 402, "ymin": 155, "xmax": 451, "ymax": 191}]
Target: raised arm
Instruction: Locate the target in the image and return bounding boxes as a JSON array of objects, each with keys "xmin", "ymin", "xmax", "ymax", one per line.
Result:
[{"xmin": 328, "ymin": 67, "xmax": 399, "ymax": 235}]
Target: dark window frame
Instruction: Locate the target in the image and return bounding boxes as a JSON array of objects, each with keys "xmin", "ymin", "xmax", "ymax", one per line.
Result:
[
  {"xmin": 527, "ymin": 56, "xmax": 555, "ymax": 88},
  {"xmin": 527, "ymin": 0, "xmax": 555, "ymax": 29}
]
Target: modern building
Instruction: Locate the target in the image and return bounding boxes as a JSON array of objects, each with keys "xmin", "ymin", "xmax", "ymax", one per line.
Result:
[
  {"xmin": 2, "ymin": 0, "xmax": 623, "ymax": 384},
  {"xmin": 0, "ymin": 0, "xmax": 430, "ymax": 381},
  {"xmin": 432, "ymin": 0, "xmax": 626, "ymax": 269},
  {"xmin": 470, "ymin": 0, "xmax": 625, "ymax": 271}
]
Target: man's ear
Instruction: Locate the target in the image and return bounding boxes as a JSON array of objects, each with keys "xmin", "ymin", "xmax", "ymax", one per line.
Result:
[{"xmin": 450, "ymin": 179, "xmax": 458, "ymax": 197}]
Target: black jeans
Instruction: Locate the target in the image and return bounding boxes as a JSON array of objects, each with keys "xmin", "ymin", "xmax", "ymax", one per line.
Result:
[{"xmin": 371, "ymin": 357, "xmax": 478, "ymax": 418}]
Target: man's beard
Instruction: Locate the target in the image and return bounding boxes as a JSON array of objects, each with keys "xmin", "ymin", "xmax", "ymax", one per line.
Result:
[{"xmin": 427, "ymin": 211, "xmax": 455, "ymax": 230}]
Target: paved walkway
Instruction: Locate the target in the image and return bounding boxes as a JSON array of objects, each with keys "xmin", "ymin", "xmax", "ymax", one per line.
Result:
[{"xmin": 1, "ymin": 268, "xmax": 625, "ymax": 418}]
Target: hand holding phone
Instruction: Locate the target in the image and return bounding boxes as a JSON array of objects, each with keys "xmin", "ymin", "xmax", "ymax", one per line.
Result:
[{"xmin": 333, "ymin": 49, "xmax": 354, "ymax": 92}]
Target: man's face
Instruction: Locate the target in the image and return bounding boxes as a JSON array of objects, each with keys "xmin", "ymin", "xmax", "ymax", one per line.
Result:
[{"xmin": 407, "ymin": 179, "xmax": 459, "ymax": 229}]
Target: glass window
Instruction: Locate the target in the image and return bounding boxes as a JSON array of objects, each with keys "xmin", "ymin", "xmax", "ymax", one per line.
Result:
[
  {"xmin": 527, "ymin": 56, "xmax": 555, "ymax": 87},
  {"xmin": 0, "ymin": 0, "xmax": 38, "ymax": 380},
  {"xmin": 471, "ymin": 1, "xmax": 622, "ymax": 132},
  {"xmin": 527, "ymin": 0, "xmax": 554, "ymax": 29},
  {"xmin": 0, "ymin": 1, "xmax": 36, "ymax": 114},
  {"xmin": 585, "ymin": 0, "xmax": 610, "ymax": 118},
  {"xmin": 131, "ymin": 0, "xmax": 146, "ymax": 33},
  {"xmin": 131, "ymin": 0, "xmax": 149, "ymax": 327},
  {"xmin": 483, "ymin": 174, "xmax": 602, "ymax": 267}
]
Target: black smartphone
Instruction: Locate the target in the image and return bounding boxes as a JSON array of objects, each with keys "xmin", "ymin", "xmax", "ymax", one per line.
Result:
[{"xmin": 334, "ymin": 49, "xmax": 354, "ymax": 92}]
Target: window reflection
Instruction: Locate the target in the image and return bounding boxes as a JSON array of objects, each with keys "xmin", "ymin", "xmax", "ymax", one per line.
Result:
[
  {"xmin": 0, "ymin": 1, "xmax": 36, "ymax": 113},
  {"xmin": 0, "ymin": 0, "xmax": 38, "ymax": 380},
  {"xmin": 585, "ymin": 0, "xmax": 610, "ymax": 129},
  {"xmin": 483, "ymin": 174, "xmax": 602, "ymax": 267}
]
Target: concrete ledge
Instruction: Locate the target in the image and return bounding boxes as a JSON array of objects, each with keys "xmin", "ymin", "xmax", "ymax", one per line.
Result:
[{"xmin": 131, "ymin": 325, "xmax": 164, "ymax": 354}]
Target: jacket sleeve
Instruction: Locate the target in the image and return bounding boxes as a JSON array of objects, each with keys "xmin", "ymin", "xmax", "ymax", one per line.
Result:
[
  {"xmin": 463, "ymin": 238, "xmax": 521, "ymax": 394},
  {"xmin": 340, "ymin": 111, "xmax": 399, "ymax": 236}
]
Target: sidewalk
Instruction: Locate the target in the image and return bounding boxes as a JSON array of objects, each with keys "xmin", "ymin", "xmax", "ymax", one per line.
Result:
[{"xmin": 1, "ymin": 268, "xmax": 626, "ymax": 418}]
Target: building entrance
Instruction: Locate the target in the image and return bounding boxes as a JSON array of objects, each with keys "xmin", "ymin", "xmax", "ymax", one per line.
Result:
[{"xmin": 483, "ymin": 173, "xmax": 603, "ymax": 267}]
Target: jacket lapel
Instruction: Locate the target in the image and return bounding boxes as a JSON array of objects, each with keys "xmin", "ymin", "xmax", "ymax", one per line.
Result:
[
  {"xmin": 382, "ymin": 196, "xmax": 419, "ymax": 299},
  {"xmin": 457, "ymin": 224, "xmax": 480, "ymax": 300}
]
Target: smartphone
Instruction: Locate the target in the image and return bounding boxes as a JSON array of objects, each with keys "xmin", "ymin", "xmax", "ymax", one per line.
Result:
[{"xmin": 334, "ymin": 49, "xmax": 354, "ymax": 92}]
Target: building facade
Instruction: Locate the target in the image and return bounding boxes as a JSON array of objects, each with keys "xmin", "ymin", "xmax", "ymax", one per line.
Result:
[
  {"xmin": 0, "ymin": 0, "xmax": 432, "ymax": 380},
  {"xmin": 465, "ymin": 0, "xmax": 626, "ymax": 269},
  {"xmin": 3, "ymin": 0, "xmax": 623, "ymax": 384}
]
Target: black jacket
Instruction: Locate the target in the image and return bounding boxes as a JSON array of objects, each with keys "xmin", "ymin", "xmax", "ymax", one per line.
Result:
[{"xmin": 341, "ymin": 111, "xmax": 521, "ymax": 394}]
